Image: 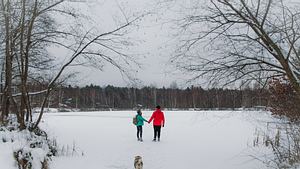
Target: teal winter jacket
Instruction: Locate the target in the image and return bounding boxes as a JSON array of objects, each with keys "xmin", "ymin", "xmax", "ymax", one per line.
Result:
[{"xmin": 136, "ymin": 114, "xmax": 147, "ymax": 126}]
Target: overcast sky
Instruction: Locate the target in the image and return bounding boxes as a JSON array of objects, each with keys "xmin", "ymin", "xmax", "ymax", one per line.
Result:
[
  {"xmin": 50, "ymin": 0, "xmax": 190, "ymax": 88},
  {"xmin": 50, "ymin": 0, "xmax": 300, "ymax": 88}
]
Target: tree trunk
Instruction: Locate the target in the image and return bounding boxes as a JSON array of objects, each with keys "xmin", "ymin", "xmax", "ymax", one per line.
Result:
[{"xmin": 1, "ymin": 0, "xmax": 12, "ymax": 123}]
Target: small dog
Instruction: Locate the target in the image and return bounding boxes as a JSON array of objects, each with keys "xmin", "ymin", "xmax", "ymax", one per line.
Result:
[{"xmin": 134, "ymin": 156, "xmax": 143, "ymax": 169}]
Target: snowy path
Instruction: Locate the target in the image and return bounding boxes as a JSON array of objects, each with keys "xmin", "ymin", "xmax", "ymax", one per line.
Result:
[{"xmin": 40, "ymin": 111, "xmax": 271, "ymax": 169}]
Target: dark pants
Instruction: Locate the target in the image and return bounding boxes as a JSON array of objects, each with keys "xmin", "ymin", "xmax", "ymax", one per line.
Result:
[
  {"xmin": 153, "ymin": 125, "xmax": 161, "ymax": 140},
  {"xmin": 137, "ymin": 126, "xmax": 143, "ymax": 139}
]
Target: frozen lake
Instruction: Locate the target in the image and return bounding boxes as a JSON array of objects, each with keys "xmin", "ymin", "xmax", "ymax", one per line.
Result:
[{"xmin": 40, "ymin": 110, "xmax": 273, "ymax": 169}]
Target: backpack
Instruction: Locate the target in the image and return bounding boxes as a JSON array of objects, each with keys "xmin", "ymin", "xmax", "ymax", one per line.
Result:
[{"xmin": 133, "ymin": 115, "xmax": 138, "ymax": 125}]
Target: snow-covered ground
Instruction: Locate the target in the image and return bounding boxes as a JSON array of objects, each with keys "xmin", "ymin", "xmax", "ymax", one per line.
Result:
[
  {"xmin": 0, "ymin": 123, "xmax": 53, "ymax": 169},
  {"xmin": 34, "ymin": 110, "xmax": 274, "ymax": 169}
]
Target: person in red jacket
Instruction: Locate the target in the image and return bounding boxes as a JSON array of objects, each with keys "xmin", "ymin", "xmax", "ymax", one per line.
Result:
[{"xmin": 148, "ymin": 105, "xmax": 165, "ymax": 141}]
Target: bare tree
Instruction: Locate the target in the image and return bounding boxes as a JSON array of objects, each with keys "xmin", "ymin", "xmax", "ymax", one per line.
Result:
[
  {"xmin": 0, "ymin": 0, "xmax": 143, "ymax": 129},
  {"xmin": 0, "ymin": 0, "xmax": 69, "ymax": 128},
  {"xmin": 171, "ymin": 0, "xmax": 300, "ymax": 99},
  {"xmin": 33, "ymin": 17, "xmax": 142, "ymax": 128},
  {"xmin": 0, "ymin": 0, "xmax": 13, "ymax": 124}
]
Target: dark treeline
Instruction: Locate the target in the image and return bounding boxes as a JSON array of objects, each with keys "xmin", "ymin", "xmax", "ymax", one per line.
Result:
[{"xmin": 31, "ymin": 84, "xmax": 270, "ymax": 110}]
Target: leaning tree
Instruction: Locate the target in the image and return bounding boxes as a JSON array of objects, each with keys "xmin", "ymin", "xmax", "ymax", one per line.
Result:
[
  {"xmin": 0, "ymin": 0, "xmax": 142, "ymax": 129},
  {"xmin": 171, "ymin": 0, "xmax": 300, "ymax": 99}
]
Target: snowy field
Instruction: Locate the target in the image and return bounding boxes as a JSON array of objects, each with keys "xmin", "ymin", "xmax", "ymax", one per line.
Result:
[{"xmin": 31, "ymin": 110, "xmax": 275, "ymax": 169}]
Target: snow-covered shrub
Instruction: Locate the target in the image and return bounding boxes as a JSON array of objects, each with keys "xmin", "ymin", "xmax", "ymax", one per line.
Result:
[
  {"xmin": 14, "ymin": 149, "xmax": 33, "ymax": 169},
  {"xmin": 13, "ymin": 147, "xmax": 49, "ymax": 169},
  {"xmin": 0, "ymin": 119, "xmax": 58, "ymax": 169},
  {"xmin": 253, "ymin": 123, "xmax": 300, "ymax": 169}
]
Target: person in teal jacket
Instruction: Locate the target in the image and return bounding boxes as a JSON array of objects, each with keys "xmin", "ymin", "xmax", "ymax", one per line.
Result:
[{"xmin": 136, "ymin": 109, "xmax": 148, "ymax": 142}]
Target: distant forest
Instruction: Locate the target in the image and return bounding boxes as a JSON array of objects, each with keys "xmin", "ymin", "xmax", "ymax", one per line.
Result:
[{"xmin": 29, "ymin": 84, "xmax": 270, "ymax": 110}]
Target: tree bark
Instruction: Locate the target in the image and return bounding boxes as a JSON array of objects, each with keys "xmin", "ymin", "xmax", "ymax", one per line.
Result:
[{"xmin": 1, "ymin": 0, "xmax": 12, "ymax": 124}]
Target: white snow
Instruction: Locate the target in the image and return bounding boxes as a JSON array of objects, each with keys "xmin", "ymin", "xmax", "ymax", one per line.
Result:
[
  {"xmin": 32, "ymin": 108, "xmax": 59, "ymax": 113},
  {"xmin": 2, "ymin": 110, "xmax": 293, "ymax": 169},
  {"xmin": 0, "ymin": 127, "xmax": 51, "ymax": 169},
  {"xmin": 33, "ymin": 110, "xmax": 275, "ymax": 169},
  {"xmin": 0, "ymin": 141, "xmax": 16, "ymax": 169}
]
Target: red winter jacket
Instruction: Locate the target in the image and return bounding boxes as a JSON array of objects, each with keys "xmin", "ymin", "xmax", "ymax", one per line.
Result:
[{"xmin": 149, "ymin": 109, "xmax": 165, "ymax": 126}]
